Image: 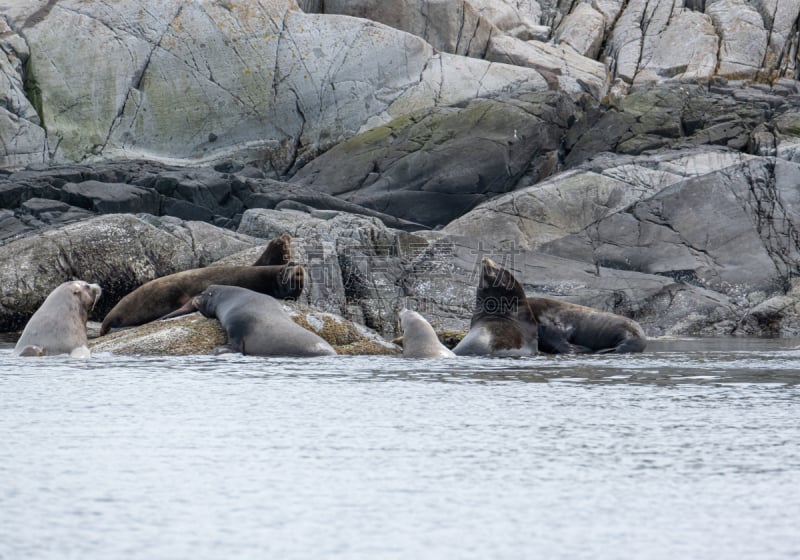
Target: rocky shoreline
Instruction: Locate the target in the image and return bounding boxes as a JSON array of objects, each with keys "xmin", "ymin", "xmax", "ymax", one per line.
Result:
[{"xmin": 2, "ymin": 1, "xmax": 800, "ymax": 352}]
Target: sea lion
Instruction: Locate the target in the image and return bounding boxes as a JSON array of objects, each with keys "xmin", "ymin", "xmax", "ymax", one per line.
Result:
[
  {"xmin": 399, "ymin": 309, "xmax": 455, "ymax": 358},
  {"xmin": 14, "ymin": 280, "xmax": 102, "ymax": 358},
  {"xmin": 527, "ymin": 296, "xmax": 647, "ymax": 354},
  {"xmin": 453, "ymin": 258, "xmax": 538, "ymax": 357},
  {"xmin": 196, "ymin": 284, "xmax": 337, "ymax": 357},
  {"xmin": 100, "ymin": 264, "xmax": 304, "ymax": 335}
]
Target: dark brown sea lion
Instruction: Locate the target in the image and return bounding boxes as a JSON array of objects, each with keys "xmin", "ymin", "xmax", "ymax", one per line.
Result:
[
  {"xmin": 196, "ymin": 285, "xmax": 336, "ymax": 357},
  {"xmin": 99, "ymin": 264, "xmax": 304, "ymax": 335},
  {"xmin": 453, "ymin": 258, "xmax": 538, "ymax": 357},
  {"xmin": 14, "ymin": 280, "xmax": 102, "ymax": 358},
  {"xmin": 99, "ymin": 234, "xmax": 300, "ymax": 336},
  {"xmin": 527, "ymin": 297, "xmax": 647, "ymax": 354}
]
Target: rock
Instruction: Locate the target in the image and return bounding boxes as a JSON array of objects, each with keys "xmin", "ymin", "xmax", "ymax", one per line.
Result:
[
  {"xmin": 734, "ymin": 280, "xmax": 800, "ymax": 336},
  {"xmin": 707, "ymin": 0, "xmax": 769, "ymax": 80},
  {"xmin": 308, "ymin": 0, "xmax": 543, "ymax": 54},
  {"xmin": 90, "ymin": 313, "xmax": 228, "ymax": 356},
  {"xmin": 0, "ymin": 214, "xmax": 259, "ymax": 331},
  {"xmin": 3, "ymin": 0, "xmax": 550, "ymax": 172},
  {"xmin": 238, "ymin": 209, "xmax": 430, "ymax": 338},
  {"xmin": 450, "ymin": 150, "xmax": 800, "ymax": 295},
  {"xmin": 565, "ymin": 84, "xmax": 797, "ymax": 167},
  {"xmin": 0, "ymin": 160, "xmax": 426, "ymax": 242},
  {"xmin": 0, "ymin": 16, "xmax": 47, "ymax": 169},
  {"xmin": 554, "ymin": 3, "xmax": 606, "ymax": 59},
  {"xmin": 62, "ymin": 180, "xmax": 160, "ymax": 214},
  {"xmin": 443, "ymin": 149, "xmax": 757, "ymax": 250},
  {"xmin": 633, "ymin": 10, "xmax": 719, "ymax": 84},
  {"xmin": 290, "ymin": 94, "xmax": 577, "ymax": 228},
  {"xmin": 485, "ymin": 35, "xmax": 607, "ymax": 100},
  {"xmin": 385, "ymin": 52, "xmax": 548, "ymax": 119},
  {"xmin": 89, "ymin": 307, "xmax": 401, "ymax": 356}
]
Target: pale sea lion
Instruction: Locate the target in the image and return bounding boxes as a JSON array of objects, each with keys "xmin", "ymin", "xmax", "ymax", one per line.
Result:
[
  {"xmin": 527, "ymin": 296, "xmax": 647, "ymax": 354},
  {"xmin": 399, "ymin": 309, "xmax": 455, "ymax": 358},
  {"xmin": 196, "ymin": 284, "xmax": 337, "ymax": 357},
  {"xmin": 453, "ymin": 258, "xmax": 538, "ymax": 357},
  {"xmin": 14, "ymin": 280, "xmax": 102, "ymax": 358}
]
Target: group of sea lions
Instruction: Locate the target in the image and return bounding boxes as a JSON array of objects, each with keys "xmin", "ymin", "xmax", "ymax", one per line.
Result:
[
  {"xmin": 399, "ymin": 257, "xmax": 646, "ymax": 358},
  {"xmin": 12, "ymin": 234, "xmax": 646, "ymax": 359}
]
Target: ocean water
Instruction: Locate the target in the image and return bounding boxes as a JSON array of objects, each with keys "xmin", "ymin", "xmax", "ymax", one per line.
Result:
[{"xmin": 1, "ymin": 337, "xmax": 799, "ymax": 560}]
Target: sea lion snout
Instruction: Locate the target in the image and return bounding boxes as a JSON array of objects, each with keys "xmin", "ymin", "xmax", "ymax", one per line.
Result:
[{"xmin": 278, "ymin": 264, "xmax": 305, "ymax": 298}]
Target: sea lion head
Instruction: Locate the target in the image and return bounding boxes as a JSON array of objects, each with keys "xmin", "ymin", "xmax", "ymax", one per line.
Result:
[
  {"xmin": 196, "ymin": 285, "xmax": 223, "ymax": 318},
  {"xmin": 253, "ymin": 233, "xmax": 293, "ymax": 266},
  {"xmin": 70, "ymin": 281, "xmax": 102, "ymax": 316},
  {"xmin": 275, "ymin": 264, "xmax": 305, "ymax": 299},
  {"xmin": 474, "ymin": 258, "xmax": 525, "ymax": 317}
]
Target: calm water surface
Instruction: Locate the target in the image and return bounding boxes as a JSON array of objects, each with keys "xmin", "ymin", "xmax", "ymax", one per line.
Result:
[{"xmin": 1, "ymin": 338, "xmax": 799, "ymax": 560}]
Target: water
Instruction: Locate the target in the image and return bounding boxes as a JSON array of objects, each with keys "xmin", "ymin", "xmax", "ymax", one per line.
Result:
[{"xmin": 1, "ymin": 338, "xmax": 799, "ymax": 560}]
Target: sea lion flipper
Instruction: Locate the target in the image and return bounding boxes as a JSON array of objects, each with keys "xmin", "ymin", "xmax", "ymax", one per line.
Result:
[
  {"xmin": 538, "ymin": 327, "xmax": 591, "ymax": 354},
  {"xmin": 69, "ymin": 345, "xmax": 91, "ymax": 359},
  {"xmin": 17, "ymin": 345, "xmax": 46, "ymax": 357},
  {"xmin": 158, "ymin": 298, "xmax": 199, "ymax": 321},
  {"xmin": 211, "ymin": 344, "xmax": 240, "ymax": 355}
]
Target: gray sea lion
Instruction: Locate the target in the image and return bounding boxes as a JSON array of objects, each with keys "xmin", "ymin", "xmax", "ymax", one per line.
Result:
[
  {"xmin": 100, "ymin": 264, "xmax": 304, "ymax": 335},
  {"xmin": 14, "ymin": 280, "xmax": 102, "ymax": 358},
  {"xmin": 399, "ymin": 309, "xmax": 455, "ymax": 358},
  {"xmin": 196, "ymin": 285, "xmax": 337, "ymax": 357},
  {"xmin": 527, "ymin": 297, "xmax": 647, "ymax": 354},
  {"xmin": 453, "ymin": 258, "xmax": 538, "ymax": 357}
]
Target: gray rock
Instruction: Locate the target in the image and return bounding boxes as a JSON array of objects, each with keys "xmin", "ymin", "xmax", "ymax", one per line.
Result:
[
  {"xmin": 62, "ymin": 180, "xmax": 160, "ymax": 214},
  {"xmin": 2, "ymin": 0, "xmax": 547, "ymax": 172},
  {"xmin": 238, "ymin": 209, "xmax": 430, "ymax": 337},
  {"xmin": 707, "ymin": 0, "xmax": 768, "ymax": 80},
  {"xmin": 290, "ymin": 94, "xmax": 577, "ymax": 228},
  {"xmin": 0, "ymin": 214, "xmax": 257, "ymax": 331},
  {"xmin": 485, "ymin": 35, "xmax": 607, "ymax": 100},
  {"xmin": 444, "ymin": 149, "xmax": 757, "ymax": 251},
  {"xmin": 565, "ymin": 84, "xmax": 799, "ymax": 167},
  {"xmin": 0, "ymin": 160, "xmax": 427, "ymax": 242},
  {"xmin": 633, "ymin": 10, "xmax": 718, "ymax": 84},
  {"xmin": 554, "ymin": 3, "xmax": 606, "ymax": 59},
  {"xmin": 89, "ymin": 307, "xmax": 401, "ymax": 356},
  {"xmin": 309, "ymin": 0, "xmax": 543, "ymax": 54},
  {"xmin": 0, "ymin": 16, "xmax": 47, "ymax": 169}
]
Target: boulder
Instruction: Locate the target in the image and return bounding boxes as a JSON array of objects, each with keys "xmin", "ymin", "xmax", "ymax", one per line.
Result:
[
  {"xmin": 290, "ymin": 94, "xmax": 577, "ymax": 228},
  {"xmin": 0, "ymin": 16, "xmax": 47, "ymax": 169},
  {"xmin": 445, "ymin": 150, "xmax": 800, "ymax": 295},
  {"xmin": 707, "ymin": 0, "xmax": 769, "ymax": 80},
  {"xmin": 554, "ymin": 3, "xmax": 606, "ymax": 59},
  {"xmin": 3, "ymin": 0, "xmax": 548, "ymax": 172},
  {"xmin": 89, "ymin": 307, "xmax": 401, "ymax": 356},
  {"xmin": 0, "ymin": 214, "xmax": 259, "ymax": 331},
  {"xmin": 443, "ymin": 149, "xmax": 757, "ymax": 251},
  {"xmin": 238, "ymin": 209, "xmax": 431, "ymax": 337},
  {"xmin": 633, "ymin": 10, "xmax": 719, "ymax": 84},
  {"xmin": 485, "ymin": 35, "xmax": 607, "ymax": 100},
  {"xmin": 0, "ymin": 160, "xmax": 426, "ymax": 243},
  {"xmin": 307, "ymin": 0, "xmax": 543, "ymax": 54}
]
